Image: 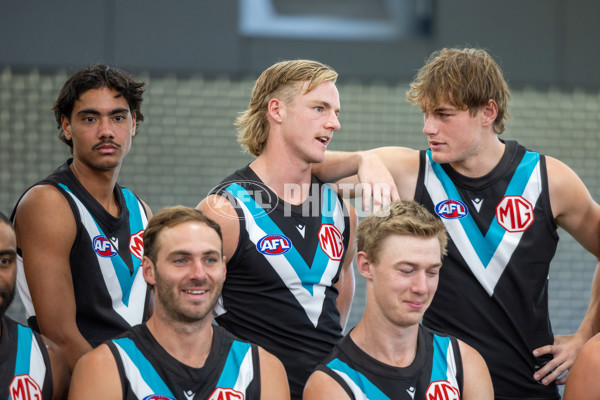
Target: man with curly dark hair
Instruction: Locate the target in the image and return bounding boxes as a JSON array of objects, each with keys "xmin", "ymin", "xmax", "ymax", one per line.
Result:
[{"xmin": 12, "ymin": 64, "xmax": 152, "ymax": 372}]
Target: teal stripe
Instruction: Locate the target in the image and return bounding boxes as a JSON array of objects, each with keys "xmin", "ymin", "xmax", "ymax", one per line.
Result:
[
  {"xmin": 14, "ymin": 324, "xmax": 33, "ymax": 376},
  {"xmin": 430, "ymin": 334, "xmax": 450, "ymax": 382},
  {"xmin": 225, "ymin": 183, "xmax": 341, "ymax": 296},
  {"xmin": 113, "ymin": 338, "xmax": 174, "ymax": 396},
  {"xmin": 58, "ymin": 183, "xmax": 141, "ymax": 306},
  {"xmin": 328, "ymin": 358, "xmax": 390, "ymax": 399},
  {"xmin": 216, "ymin": 340, "xmax": 252, "ymax": 389},
  {"xmin": 427, "ymin": 150, "xmax": 540, "ymax": 267}
]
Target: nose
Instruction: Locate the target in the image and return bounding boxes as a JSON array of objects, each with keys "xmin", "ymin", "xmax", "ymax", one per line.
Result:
[
  {"xmin": 98, "ymin": 117, "xmax": 115, "ymax": 139},
  {"xmin": 411, "ymin": 271, "xmax": 428, "ymax": 295},
  {"xmin": 326, "ymin": 112, "xmax": 341, "ymax": 132},
  {"xmin": 423, "ymin": 113, "xmax": 436, "ymax": 137},
  {"xmin": 189, "ymin": 259, "xmax": 208, "ymax": 281}
]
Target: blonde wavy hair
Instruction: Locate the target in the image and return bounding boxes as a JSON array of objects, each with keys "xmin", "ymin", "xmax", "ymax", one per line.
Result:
[{"xmin": 235, "ymin": 59, "xmax": 338, "ymax": 156}]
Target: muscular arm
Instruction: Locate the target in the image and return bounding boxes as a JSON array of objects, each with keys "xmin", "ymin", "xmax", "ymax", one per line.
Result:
[
  {"xmin": 533, "ymin": 156, "xmax": 600, "ymax": 385},
  {"xmin": 41, "ymin": 336, "xmax": 70, "ymax": 400},
  {"xmin": 258, "ymin": 347, "xmax": 290, "ymax": 400},
  {"xmin": 334, "ymin": 201, "xmax": 357, "ymax": 330},
  {"xmin": 303, "ymin": 370, "xmax": 351, "ymax": 400},
  {"xmin": 563, "ymin": 334, "xmax": 600, "ymax": 400},
  {"xmin": 314, "ymin": 148, "xmax": 418, "ymax": 208},
  {"xmin": 15, "ymin": 185, "xmax": 92, "ymax": 372},
  {"xmin": 68, "ymin": 344, "xmax": 122, "ymax": 400},
  {"xmin": 197, "ymin": 195, "xmax": 240, "ymax": 263},
  {"xmin": 459, "ymin": 340, "xmax": 494, "ymax": 399}
]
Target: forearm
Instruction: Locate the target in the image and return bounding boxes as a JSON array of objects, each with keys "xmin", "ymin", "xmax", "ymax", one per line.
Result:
[
  {"xmin": 312, "ymin": 150, "xmax": 364, "ymax": 183},
  {"xmin": 42, "ymin": 325, "xmax": 92, "ymax": 372}
]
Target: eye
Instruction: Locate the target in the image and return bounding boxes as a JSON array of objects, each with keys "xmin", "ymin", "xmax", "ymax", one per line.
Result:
[
  {"xmin": 114, "ymin": 115, "xmax": 126, "ymax": 122},
  {"xmin": 0, "ymin": 256, "xmax": 15, "ymax": 267},
  {"xmin": 83, "ymin": 116, "xmax": 96, "ymax": 123},
  {"xmin": 205, "ymin": 257, "xmax": 217, "ymax": 264},
  {"xmin": 314, "ymin": 106, "xmax": 324, "ymax": 112}
]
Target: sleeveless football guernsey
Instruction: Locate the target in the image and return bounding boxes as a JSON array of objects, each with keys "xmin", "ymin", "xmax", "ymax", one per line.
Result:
[{"xmin": 416, "ymin": 140, "xmax": 560, "ymax": 399}]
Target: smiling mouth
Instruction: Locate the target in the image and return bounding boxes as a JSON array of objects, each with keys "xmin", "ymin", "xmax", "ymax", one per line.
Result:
[
  {"xmin": 316, "ymin": 136, "xmax": 330, "ymax": 145},
  {"xmin": 184, "ymin": 289, "xmax": 206, "ymax": 295}
]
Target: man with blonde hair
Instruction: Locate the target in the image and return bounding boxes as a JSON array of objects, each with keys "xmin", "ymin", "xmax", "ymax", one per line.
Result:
[
  {"xmin": 312, "ymin": 47, "xmax": 600, "ymax": 399},
  {"xmin": 198, "ymin": 59, "xmax": 357, "ymax": 399},
  {"xmin": 304, "ymin": 200, "xmax": 493, "ymax": 399},
  {"xmin": 69, "ymin": 206, "xmax": 289, "ymax": 399}
]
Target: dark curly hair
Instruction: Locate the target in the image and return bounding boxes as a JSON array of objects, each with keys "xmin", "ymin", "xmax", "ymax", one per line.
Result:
[{"xmin": 53, "ymin": 64, "xmax": 145, "ymax": 151}]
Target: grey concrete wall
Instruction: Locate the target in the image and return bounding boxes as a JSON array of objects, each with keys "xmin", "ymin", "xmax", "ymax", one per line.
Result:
[{"xmin": 0, "ymin": 1, "xmax": 599, "ymax": 87}]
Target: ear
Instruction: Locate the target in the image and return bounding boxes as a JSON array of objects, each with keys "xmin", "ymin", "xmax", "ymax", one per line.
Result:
[
  {"xmin": 356, "ymin": 251, "xmax": 374, "ymax": 280},
  {"xmin": 61, "ymin": 115, "xmax": 72, "ymax": 140},
  {"xmin": 480, "ymin": 99, "xmax": 498, "ymax": 128},
  {"xmin": 267, "ymin": 98, "xmax": 285, "ymax": 123},
  {"xmin": 131, "ymin": 112, "xmax": 137, "ymax": 137},
  {"xmin": 142, "ymin": 256, "xmax": 156, "ymax": 286}
]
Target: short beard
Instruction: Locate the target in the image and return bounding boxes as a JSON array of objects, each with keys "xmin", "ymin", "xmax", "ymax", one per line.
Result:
[{"xmin": 0, "ymin": 287, "xmax": 15, "ymax": 318}]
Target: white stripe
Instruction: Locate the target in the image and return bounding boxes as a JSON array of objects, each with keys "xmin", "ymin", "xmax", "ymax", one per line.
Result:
[
  {"xmin": 233, "ymin": 346, "xmax": 254, "ymax": 393},
  {"xmin": 445, "ymin": 341, "xmax": 460, "ymax": 392},
  {"xmin": 66, "ymin": 191, "xmax": 147, "ymax": 326},
  {"xmin": 114, "ymin": 343, "xmax": 155, "ymax": 397},
  {"xmin": 425, "ymin": 159, "xmax": 542, "ymax": 295},
  {"xmin": 28, "ymin": 335, "xmax": 47, "ymax": 389}
]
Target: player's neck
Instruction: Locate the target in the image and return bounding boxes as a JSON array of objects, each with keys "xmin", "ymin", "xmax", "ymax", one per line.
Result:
[
  {"xmin": 145, "ymin": 313, "xmax": 213, "ymax": 368},
  {"xmin": 350, "ymin": 314, "xmax": 420, "ymax": 368},
  {"xmin": 250, "ymin": 155, "xmax": 312, "ymax": 205},
  {"xmin": 69, "ymin": 158, "xmax": 121, "ymax": 216}
]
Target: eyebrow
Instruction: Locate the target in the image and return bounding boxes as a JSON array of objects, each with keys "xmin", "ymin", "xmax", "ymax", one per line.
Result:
[
  {"xmin": 76, "ymin": 107, "xmax": 130, "ymax": 117},
  {"xmin": 167, "ymin": 249, "xmax": 221, "ymax": 258},
  {"xmin": 0, "ymin": 249, "xmax": 16, "ymax": 257}
]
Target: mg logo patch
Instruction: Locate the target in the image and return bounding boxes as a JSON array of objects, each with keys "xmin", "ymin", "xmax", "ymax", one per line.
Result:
[
  {"xmin": 496, "ymin": 195, "xmax": 534, "ymax": 232},
  {"xmin": 208, "ymin": 387, "xmax": 244, "ymax": 400},
  {"xmin": 93, "ymin": 235, "xmax": 117, "ymax": 257},
  {"xmin": 129, "ymin": 230, "xmax": 144, "ymax": 260},
  {"xmin": 435, "ymin": 199, "xmax": 468, "ymax": 219},
  {"xmin": 9, "ymin": 375, "xmax": 42, "ymax": 400},
  {"xmin": 318, "ymin": 224, "xmax": 344, "ymax": 261},
  {"xmin": 257, "ymin": 234, "xmax": 292, "ymax": 255},
  {"xmin": 425, "ymin": 380, "xmax": 460, "ymax": 400}
]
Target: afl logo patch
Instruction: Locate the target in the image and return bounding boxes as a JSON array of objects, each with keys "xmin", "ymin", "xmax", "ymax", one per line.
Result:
[
  {"xmin": 435, "ymin": 199, "xmax": 468, "ymax": 219},
  {"xmin": 93, "ymin": 235, "xmax": 117, "ymax": 257},
  {"xmin": 143, "ymin": 396, "xmax": 175, "ymax": 400},
  {"xmin": 257, "ymin": 234, "xmax": 292, "ymax": 255},
  {"xmin": 9, "ymin": 374, "xmax": 42, "ymax": 400},
  {"xmin": 208, "ymin": 388, "xmax": 244, "ymax": 400},
  {"xmin": 425, "ymin": 380, "xmax": 460, "ymax": 399}
]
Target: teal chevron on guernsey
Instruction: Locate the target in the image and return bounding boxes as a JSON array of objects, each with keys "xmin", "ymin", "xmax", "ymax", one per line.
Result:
[
  {"xmin": 224, "ymin": 182, "xmax": 345, "ymax": 327},
  {"xmin": 215, "ymin": 341, "xmax": 254, "ymax": 392},
  {"xmin": 328, "ymin": 358, "xmax": 390, "ymax": 400},
  {"xmin": 113, "ymin": 338, "xmax": 175, "ymax": 399},
  {"xmin": 424, "ymin": 150, "xmax": 542, "ymax": 295}
]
